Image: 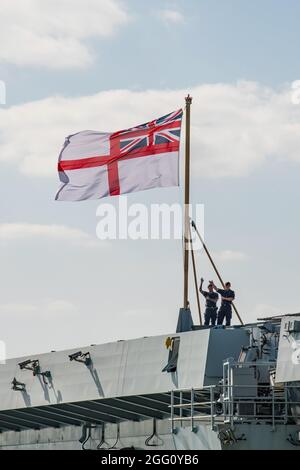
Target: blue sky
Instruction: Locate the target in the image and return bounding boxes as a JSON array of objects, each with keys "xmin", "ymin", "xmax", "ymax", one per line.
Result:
[
  {"xmin": 3, "ymin": 0, "xmax": 300, "ymax": 104},
  {"xmin": 1, "ymin": 0, "xmax": 300, "ymax": 358}
]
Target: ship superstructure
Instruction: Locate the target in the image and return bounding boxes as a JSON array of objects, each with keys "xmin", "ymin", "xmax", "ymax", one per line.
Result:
[{"xmin": 0, "ymin": 315, "xmax": 300, "ymax": 450}]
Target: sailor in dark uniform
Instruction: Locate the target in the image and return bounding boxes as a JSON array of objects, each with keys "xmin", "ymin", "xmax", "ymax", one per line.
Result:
[
  {"xmin": 200, "ymin": 278, "xmax": 219, "ymax": 326},
  {"xmin": 211, "ymin": 281, "xmax": 235, "ymax": 327}
]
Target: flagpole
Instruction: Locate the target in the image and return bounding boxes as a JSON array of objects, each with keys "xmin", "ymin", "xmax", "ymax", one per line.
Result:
[{"xmin": 183, "ymin": 95, "xmax": 192, "ymax": 309}]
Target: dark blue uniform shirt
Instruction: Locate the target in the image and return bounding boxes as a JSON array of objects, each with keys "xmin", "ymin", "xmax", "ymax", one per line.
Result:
[
  {"xmin": 201, "ymin": 290, "xmax": 219, "ymax": 308},
  {"xmin": 217, "ymin": 289, "xmax": 235, "ymax": 307}
]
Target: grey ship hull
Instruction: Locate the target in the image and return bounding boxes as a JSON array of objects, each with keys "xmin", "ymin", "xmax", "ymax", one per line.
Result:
[
  {"xmin": 1, "ymin": 316, "xmax": 300, "ymax": 450},
  {"xmin": 1, "ymin": 420, "xmax": 299, "ymax": 450}
]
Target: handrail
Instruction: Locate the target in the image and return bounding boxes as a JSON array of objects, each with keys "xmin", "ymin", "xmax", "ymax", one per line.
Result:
[{"xmin": 170, "ymin": 383, "xmax": 300, "ymax": 433}]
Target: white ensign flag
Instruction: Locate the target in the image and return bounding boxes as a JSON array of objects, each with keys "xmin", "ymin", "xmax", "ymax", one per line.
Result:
[{"xmin": 55, "ymin": 110, "xmax": 183, "ymax": 201}]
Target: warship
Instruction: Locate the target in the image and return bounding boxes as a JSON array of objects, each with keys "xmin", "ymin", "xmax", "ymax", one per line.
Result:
[
  {"xmin": 2, "ymin": 99, "xmax": 298, "ymax": 451},
  {"xmin": 0, "ymin": 312, "xmax": 300, "ymax": 450}
]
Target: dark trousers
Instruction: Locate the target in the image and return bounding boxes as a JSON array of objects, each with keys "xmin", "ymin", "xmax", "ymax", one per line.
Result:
[
  {"xmin": 217, "ymin": 305, "xmax": 232, "ymax": 326},
  {"xmin": 204, "ymin": 307, "xmax": 217, "ymax": 326}
]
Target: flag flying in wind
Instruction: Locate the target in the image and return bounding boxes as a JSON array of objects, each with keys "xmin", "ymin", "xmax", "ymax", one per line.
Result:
[{"xmin": 55, "ymin": 109, "xmax": 183, "ymax": 201}]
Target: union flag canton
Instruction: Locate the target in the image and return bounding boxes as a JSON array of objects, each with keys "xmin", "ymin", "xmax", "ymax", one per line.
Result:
[
  {"xmin": 118, "ymin": 110, "xmax": 183, "ymax": 156},
  {"xmin": 56, "ymin": 109, "xmax": 183, "ymax": 201}
]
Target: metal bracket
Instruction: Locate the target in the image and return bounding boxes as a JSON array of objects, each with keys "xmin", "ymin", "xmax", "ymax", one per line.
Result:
[
  {"xmin": 69, "ymin": 351, "xmax": 92, "ymax": 366},
  {"xmin": 18, "ymin": 359, "xmax": 51, "ymax": 384},
  {"xmin": 18, "ymin": 359, "xmax": 40, "ymax": 375},
  {"xmin": 11, "ymin": 377, "xmax": 26, "ymax": 392}
]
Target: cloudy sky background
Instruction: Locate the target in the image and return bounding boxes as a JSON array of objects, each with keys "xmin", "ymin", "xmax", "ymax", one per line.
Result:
[{"xmin": 1, "ymin": 0, "xmax": 300, "ymax": 358}]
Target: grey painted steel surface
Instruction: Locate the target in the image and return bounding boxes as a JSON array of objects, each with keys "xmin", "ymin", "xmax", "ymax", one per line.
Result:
[
  {"xmin": 1, "ymin": 320, "xmax": 300, "ymax": 450},
  {"xmin": 173, "ymin": 424, "xmax": 300, "ymax": 450},
  {"xmin": 0, "ymin": 420, "xmax": 175, "ymax": 450},
  {"xmin": 0, "ymin": 328, "xmax": 248, "ymax": 413},
  {"xmin": 1, "ymin": 421, "xmax": 299, "ymax": 450},
  {"xmin": 276, "ymin": 315, "xmax": 300, "ymax": 383}
]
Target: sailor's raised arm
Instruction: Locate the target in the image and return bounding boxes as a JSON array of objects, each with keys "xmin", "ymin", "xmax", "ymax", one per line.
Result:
[{"xmin": 210, "ymin": 281, "xmax": 219, "ymax": 292}]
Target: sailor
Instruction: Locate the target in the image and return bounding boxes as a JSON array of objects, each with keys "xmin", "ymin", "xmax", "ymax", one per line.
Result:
[
  {"xmin": 200, "ymin": 278, "xmax": 219, "ymax": 326},
  {"xmin": 211, "ymin": 281, "xmax": 235, "ymax": 327}
]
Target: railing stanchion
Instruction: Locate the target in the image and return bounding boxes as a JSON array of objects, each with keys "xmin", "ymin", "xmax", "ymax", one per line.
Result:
[
  {"xmin": 171, "ymin": 390, "xmax": 174, "ymax": 433},
  {"xmin": 272, "ymin": 386, "xmax": 275, "ymax": 431},
  {"xmin": 284, "ymin": 383, "xmax": 288, "ymax": 425},
  {"xmin": 210, "ymin": 386, "xmax": 214, "ymax": 430},
  {"xmin": 191, "ymin": 389, "xmax": 194, "ymax": 431},
  {"xmin": 180, "ymin": 391, "xmax": 183, "ymax": 427}
]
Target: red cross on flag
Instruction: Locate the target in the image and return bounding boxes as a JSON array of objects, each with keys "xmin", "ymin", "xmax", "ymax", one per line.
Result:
[{"xmin": 55, "ymin": 109, "xmax": 183, "ymax": 201}]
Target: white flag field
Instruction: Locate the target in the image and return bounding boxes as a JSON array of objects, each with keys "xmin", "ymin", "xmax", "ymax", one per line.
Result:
[{"xmin": 55, "ymin": 110, "xmax": 183, "ymax": 201}]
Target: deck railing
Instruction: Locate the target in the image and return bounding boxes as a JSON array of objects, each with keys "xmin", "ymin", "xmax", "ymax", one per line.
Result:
[{"xmin": 169, "ymin": 361, "xmax": 300, "ymax": 433}]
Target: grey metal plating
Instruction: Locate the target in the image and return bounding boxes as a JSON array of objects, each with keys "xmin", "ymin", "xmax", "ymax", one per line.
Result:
[{"xmin": 0, "ymin": 315, "xmax": 300, "ymax": 450}]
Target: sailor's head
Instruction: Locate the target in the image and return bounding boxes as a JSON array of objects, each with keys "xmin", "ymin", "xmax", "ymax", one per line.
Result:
[
  {"xmin": 208, "ymin": 283, "xmax": 214, "ymax": 292},
  {"xmin": 225, "ymin": 282, "xmax": 231, "ymax": 290}
]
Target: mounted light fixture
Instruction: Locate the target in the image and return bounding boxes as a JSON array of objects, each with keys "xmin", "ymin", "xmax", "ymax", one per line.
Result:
[
  {"xmin": 18, "ymin": 359, "xmax": 52, "ymax": 384},
  {"xmin": 68, "ymin": 351, "xmax": 91, "ymax": 366},
  {"xmin": 18, "ymin": 359, "xmax": 40, "ymax": 375},
  {"xmin": 11, "ymin": 377, "xmax": 26, "ymax": 392}
]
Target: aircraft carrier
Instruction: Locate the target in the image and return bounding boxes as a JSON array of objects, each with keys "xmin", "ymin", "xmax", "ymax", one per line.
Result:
[{"xmin": 0, "ymin": 313, "xmax": 300, "ymax": 450}]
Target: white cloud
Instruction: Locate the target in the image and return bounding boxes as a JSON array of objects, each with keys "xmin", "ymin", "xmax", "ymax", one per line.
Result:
[
  {"xmin": 0, "ymin": 223, "xmax": 98, "ymax": 247},
  {"xmin": 45, "ymin": 300, "xmax": 79, "ymax": 316},
  {"xmin": 0, "ymin": 300, "xmax": 78, "ymax": 317},
  {"xmin": 0, "ymin": 303, "xmax": 38, "ymax": 315},
  {"xmin": 158, "ymin": 9, "xmax": 185, "ymax": 24},
  {"xmin": 214, "ymin": 250, "xmax": 248, "ymax": 262},
  {"xmin": 1, "ymin": 82, "xmax": 300, "ymax": 178},
  {"xmin": 0, "ymin": 0, "xmax": 129, "ymax": 68}
]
